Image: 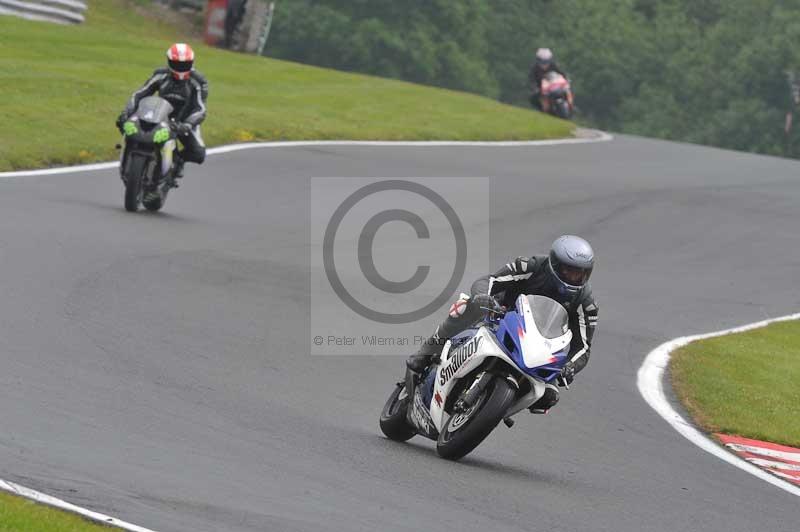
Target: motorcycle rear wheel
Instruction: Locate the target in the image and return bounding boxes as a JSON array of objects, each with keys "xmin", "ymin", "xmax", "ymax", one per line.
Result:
[
  {"xmin": 436, "ymin": 377, "xmax": 515, "ymax": 460},
  {"xmin": 379, "ymin": 383, "xmax": 416, "ymax": 442}
]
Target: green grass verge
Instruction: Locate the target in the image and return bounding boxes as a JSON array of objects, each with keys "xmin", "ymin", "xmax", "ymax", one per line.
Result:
[
  {"xmin": 671, "ymin": 319, "xmax": 800, "ymax": 447},
  {"xmin": 0, "ymin": 0, "xmax": 572, "ymax": 171},
  {"xmin": 0, "ymin": 490, "xmax": 120, "ymax": 531}
]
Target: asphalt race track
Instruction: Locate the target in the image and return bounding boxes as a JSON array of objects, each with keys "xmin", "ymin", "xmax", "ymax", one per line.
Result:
[{"xmin": 1, "ymin": 135, "xmax": 798, "ymax": 532}]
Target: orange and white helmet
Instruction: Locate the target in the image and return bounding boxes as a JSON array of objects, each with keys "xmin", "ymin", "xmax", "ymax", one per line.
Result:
[{"xmin": 166, "ymin": 43, "xmax": 195, "ymax": 80}]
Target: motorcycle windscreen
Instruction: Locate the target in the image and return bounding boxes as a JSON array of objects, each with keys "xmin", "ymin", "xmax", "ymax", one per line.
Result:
[
  {"xmin": 135, "ymin": 96, "xmax": 174, "ymax": 124},
  {"xmin": 525, "ymin": 295, "xmax": 569, "ymax": 339},
  {"xmin": 494, "ymin": 295, "xmax": 571, "ymax": 375}
]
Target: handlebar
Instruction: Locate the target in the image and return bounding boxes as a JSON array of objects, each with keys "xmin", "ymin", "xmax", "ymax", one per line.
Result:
[{"xmin": 479, "ymin": 305, "xmax": 507, "ymax": 324}]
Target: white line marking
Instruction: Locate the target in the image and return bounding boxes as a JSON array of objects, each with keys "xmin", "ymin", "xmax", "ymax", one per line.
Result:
[
  {"xmin": 0, "ymin": 478, "xmax": 159, "ymax": 532},
  {"xmin": 637, "ymin": 313, "xmax": 800, "ymax": 497},
  {"xmin": 0, "ymin": 131, "xmax": 613, "ymax": 178}
]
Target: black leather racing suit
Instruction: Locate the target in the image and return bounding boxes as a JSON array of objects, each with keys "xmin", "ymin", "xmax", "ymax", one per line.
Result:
[
  {"xmin": 123, "ymin": 68, "xmax": 209, "ymax": 164},
  {"xmin": 410, "ymin": 255, "xmax": 598, "ymax": 377}
]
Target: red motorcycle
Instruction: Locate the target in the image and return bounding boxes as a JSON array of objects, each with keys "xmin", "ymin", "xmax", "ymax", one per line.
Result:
[{"xmin": 539, "ymin": 71, "xmax": 574, "ymax": 119}]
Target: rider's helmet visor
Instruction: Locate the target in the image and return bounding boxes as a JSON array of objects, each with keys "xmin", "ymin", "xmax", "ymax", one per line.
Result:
[
  {"xmin": 556, "ymin": 264, "xmax": 591, "ymax": 287},
  {"xmin": 168, "ymin": 59, "xmax": 193, "ymax": 73}
]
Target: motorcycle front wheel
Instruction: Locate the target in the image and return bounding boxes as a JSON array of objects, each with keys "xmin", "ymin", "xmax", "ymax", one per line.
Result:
[
  {"xmin": 379, "ymin": 382, "xmax": 416, "ymax": 442},
  {"xmin": 436, "ymin": 377, "xmax": 515, "ymax": 460},
  {"xmin": 555, "ymin": 99, "xmax": 572, "ymax": 119},
  {"xmin": 124, "ymin": 155, "xmax": 146, "ymax": 212}
]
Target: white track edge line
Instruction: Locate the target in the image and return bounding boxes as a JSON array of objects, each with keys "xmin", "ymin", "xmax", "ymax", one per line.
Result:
[
  {"xmin": 0, "ymin": 130, "xmax": 613, "ymax": 178},
  {"xmin": 636, "ymin": 312, "xmax": 800, "ymax": 497},
  {"xmin": 0, "ymin": 478, "xmax": 159, "ymax": 532}
]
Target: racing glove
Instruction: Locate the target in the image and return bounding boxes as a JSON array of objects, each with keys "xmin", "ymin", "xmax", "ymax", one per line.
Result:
[
  {"xmin": 472, "ymin": 293, "xmax": 504, "ymax": 314},
  {"xmin": 115, "ymin": 112, "xmax": 128, "ymax": 133},
  {"xmin": 174, "ymin": 122, "xmax": 193, "ymax": 136},
  {"xmin": 559, "ymin": 361, "xmax": 575, "ymax": 387}
]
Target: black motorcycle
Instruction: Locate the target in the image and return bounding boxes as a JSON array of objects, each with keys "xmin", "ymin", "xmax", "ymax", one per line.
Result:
[{"xmin": 118, "ymin": 96, "xmax": 179, "ymax": 212}]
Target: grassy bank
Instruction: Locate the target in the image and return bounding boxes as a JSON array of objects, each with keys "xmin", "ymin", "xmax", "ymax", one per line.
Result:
[
  {"xmin": 0, "ymin": 490, "xmax": 121, "ymax": 532},
  {"xmin": 671, "ymin": 319, "xmax": 800, "ymax": 447},
  {"xmin": 0, "ymin": 0, "xmax": 573, "ymax": 171}
]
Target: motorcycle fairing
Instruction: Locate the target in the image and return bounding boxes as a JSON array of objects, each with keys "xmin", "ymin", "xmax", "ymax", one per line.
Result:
[
  {"xmin": 160, "ymin": 139, "xmax": 177, "ymax": 178},
  {"xmin": 425, "ymin": 295, "xmax": 572, "ymax": 432},
  {"xmin": 120, "ymin": 96, "xmax": 178, "ymax": 183},
  {"xmin": 408, "ymin": 386, "xmax": 438, "ymax": 439},
  {"xmin": 495, "ymin": 295, "xmax": 572, "ymax": 380},
  {"xmin": 541, "ymin": 72, "xmax": 570, "ymax": 96},
  {"xmin": 428, "ymin": 327, "xmax": 525, "ymax": 432},
  {"xmin": 136, "ymin": 96, "xmax": 174, "ymax": 125}
]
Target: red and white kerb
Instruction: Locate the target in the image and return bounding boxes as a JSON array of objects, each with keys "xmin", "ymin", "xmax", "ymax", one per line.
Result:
[{"xmin": 717, "ymin": 434, "xmax": 800, "ymax": 486}]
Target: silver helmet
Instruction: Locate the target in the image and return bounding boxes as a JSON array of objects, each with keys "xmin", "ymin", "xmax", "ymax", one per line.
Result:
[
  {"xmin": 547, "ymin": 235, "xmax": 594, "ymax": 300},
  {"xmin": 535, "ymin": 47, "xmax": 554, "ymax": 67}
]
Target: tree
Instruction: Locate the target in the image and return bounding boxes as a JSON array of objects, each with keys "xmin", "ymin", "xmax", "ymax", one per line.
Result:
[{"xmin": 266, "ymin": 0, "xmax": 800, "ymax": 159}]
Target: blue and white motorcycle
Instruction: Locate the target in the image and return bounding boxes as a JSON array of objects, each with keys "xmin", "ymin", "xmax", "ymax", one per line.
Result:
[{"xmin": 380, "ymin": 294, "xmax": 572, "ymax": 460}]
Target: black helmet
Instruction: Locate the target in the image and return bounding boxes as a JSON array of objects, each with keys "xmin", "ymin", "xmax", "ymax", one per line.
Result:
[{"xmin": 547, "ymin": 235, "xmax": 594, "ymax": 301}]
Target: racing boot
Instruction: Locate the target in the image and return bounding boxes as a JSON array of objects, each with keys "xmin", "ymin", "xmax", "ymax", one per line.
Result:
[
  {"xmin": 405, "ymin": 293, "xmax": 492, "ymax": 373},
  {"xmin": 528, "ymin": 384, "xmax": 560, "ymax": 414},
  {"xmin": 173, "ymin": 152, "xmax": 185, "ymax": 179},
  {"xmin": 406, "ymin": 326, "xmax": 446, "ymax": 373}
]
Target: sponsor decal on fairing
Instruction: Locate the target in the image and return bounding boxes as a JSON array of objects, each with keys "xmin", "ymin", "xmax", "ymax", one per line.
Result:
[
  {"xmin": 439, "ymin": 336, "xmax": 483, "ymax": 385},
  {"xmin": 409, "ymin": 389, "xmax": 435, "ymax": 436}
]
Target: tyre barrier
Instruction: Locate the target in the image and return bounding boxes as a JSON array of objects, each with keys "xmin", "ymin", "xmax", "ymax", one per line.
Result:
[{"xmin": 0, "ymin": 0, "xmax": 87, "ymax": 25}]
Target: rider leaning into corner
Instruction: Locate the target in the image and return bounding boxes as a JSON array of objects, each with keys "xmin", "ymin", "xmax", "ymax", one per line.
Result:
[
  {"xmin": 528, "ymin": 47, "xmax": 569, "ymax": 110},
  {"xmin": 407, "ymin": 235, "xmax": 598, "ymax": 413},
  {"xmin": 116, "ymin": 43, "xmax": 208, "ymax": 179}
]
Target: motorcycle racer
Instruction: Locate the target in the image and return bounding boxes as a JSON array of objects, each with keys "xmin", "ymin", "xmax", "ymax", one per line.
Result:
[
  {"xmin": 406, "ymin": 235, "xmax": 598, "ymax": 411},
  {"xmin": 116, "ymin": 43, "xmax": 208, "ymax": 178},
  {"xmin": 528, "ymin": 48, "xmax": 569, "ymax": 110}
]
